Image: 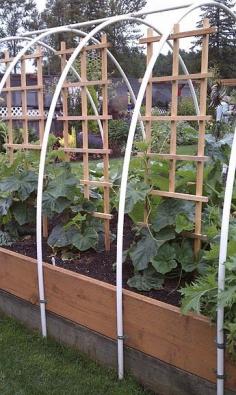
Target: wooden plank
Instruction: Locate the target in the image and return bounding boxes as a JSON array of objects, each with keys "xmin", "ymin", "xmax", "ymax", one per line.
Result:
[
  {"xmin": 4, "ymin": 116, "xmax": 46, "ymax": 120},
  {"xmin": 4, "ymin": 50, "xmax": 13, "ymax": 162},
  {"xmin": 61, "ymin": 147, "xmax": 111, "ymax": 154},
  {"xmin": 150, "ymin": 190, "xmax": 208, "ymax": 203},
  {"xmin": 20, "ymin": 57, "xmax": 28, "ymax": 145},
  {"xmin": 150, "ymin": 72, "xmax": 212, "ymax": 82},
  {"xmin": 169, "ymin": 24, "xmax": 179, "ymax": 193},
  {"xmin": 81, "ymin": 46, "xmax": 89, "ymax": 199},
  {"xmin": 101, "ymin": 33, "xmax": 110, "ymax": 251},
  {"xmin": 1, "ymin": 247, "xmax": 236, "ymax": 391},
  {"xmin": 194, "ymin": 19, "xmax": 210, "ymax": 254},
  {"xmin": 140, "ymin": 115, "xmax": 212, "ymax": 121},
  {"xmin": 139, "ymin": 26, "xmax": 217, "ymax": 44},
  {"xmin": 92, "ymin": 212, "xmax": 113, "ymax": 220},
  {"xmin": 2, "ymin": 85, "xmax": 43, "ymax": 92},
  {"xmin": 60, "ymin": 42, "xmax": 69, "ymax": 161},
  {"xmin": 0, "ymin": 52, "xmax": 43, "ymax": 63},
  {"xmin": 57, "ymin": 115, "xmax": 112, "ymax": 121},
  {"xmin": 55, "ymin": 42, "xmax": 112, "ymax": 55},
  {"xmin": 63, "ymin": 79, "xmax": 111, "ymax": 88},
  {"xmin": 143, "ymin": 28, "xmax": 153, "ymax": 225},
  {"xmin": 221, "ymin": 78, "xmax": 236, "ymax": 86},
  {"xmin": 80, "ymin": 179, "xmax": 112, "ymax": 187},
  {"xmin": 5, "ymin": 143, "xmax": 41, "ymax": 150},
  {"xmin": 138, "ymin": 152, "xmax": 209, "ymax": 162},
  {"xmin": 36, "ymin": 46, "xmax": 44, "ymax": 145}
]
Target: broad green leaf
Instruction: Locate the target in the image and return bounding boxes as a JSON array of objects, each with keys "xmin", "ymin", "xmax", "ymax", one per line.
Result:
[
  {"xmin": 12, "ymin": 202, "xmax": 35, "ymax": 226},
  {"xmin": 152, "ymin": 198, "xmax": 194, "ymax": 232},
  {"xmin": 0, "ymin": 197, "xmax": 12, "ymax": 216},
  {"xmin": 0, "ymin": 171, "xmax": 38, "ymax": 201},
  {"xmin": 71, "ymin": 199, "xmax": 97, "ymax": 214},
  {"xmin": 127, "ymin": 267, "xmax": 164, "ymax": 291},
  {"xmin": 175, "ymin": 213, "xmax": 194, "ymax": 234},
  {"xmin": 125, "ymin": 181, "xmax": 150, "ymax": 214},
  {"xmin": 128, "ymin": 201, "xmax": 144, "ymax": 224},
  {"xmin": 46, "ymin": 174, "xmax": 78, "ymax": 200},
  {"xmin": 71, "ymin": 227, "xmax": 98, "ymax": 251},
  {"xmin": 176, "ymin": 241, "xmax": 196, "ymax": 272},
  {"xmin": 129, "ymin": 228, "xmax": 175, "ymax": 271},
  {"xmin": 151, "ymin": 244, "xmax": 177, "ymax": 274},
  {"xmin": 42, "ymin": 193, "xmax": 71, "ymax": 217},
  {"xmin": 48, "ymin": 224, "xmax": 72, "ymax": 248}
]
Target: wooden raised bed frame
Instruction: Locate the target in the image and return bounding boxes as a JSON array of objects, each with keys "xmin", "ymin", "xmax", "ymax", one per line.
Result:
[{"xmin": 0, "ymin": 247, "xmax": 236, "ymax": 394}]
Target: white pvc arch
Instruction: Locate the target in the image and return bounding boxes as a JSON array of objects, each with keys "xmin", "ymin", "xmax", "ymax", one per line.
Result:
[
  {"xmin": 115, "ymin": 3, "xmax": 236, "ymax": 395},
  {"xmin": 0, "ymin": 19, "xmax": 199, "ymax": 340}
]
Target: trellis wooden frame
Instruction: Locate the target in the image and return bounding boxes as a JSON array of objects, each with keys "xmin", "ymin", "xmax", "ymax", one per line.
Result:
[
  {"xmin": 139, "ymin": 19, "xmax": 212, "ymax": 254},
  {"xmin": 1, "ymin": 47, "xmax": 45, "ymax": 154},
  {"xmin": 1, "ymin": 47, "xmax": 48, "ymax": 237},
  {"xmin": 57, "ymin": 35, "xmax": 112, "ymax": 250}
]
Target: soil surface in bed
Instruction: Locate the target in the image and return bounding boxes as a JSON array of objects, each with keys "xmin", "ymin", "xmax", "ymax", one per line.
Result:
[{"xmin": 5, "ymin": 216, "xmax": 191, "ymax": 307}]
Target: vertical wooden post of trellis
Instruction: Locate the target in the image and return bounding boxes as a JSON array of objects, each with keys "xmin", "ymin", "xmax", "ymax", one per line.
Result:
[
  {"xmin": 37, "ymin": 46, "xmax": 44, "ymax": 144},
  {"xmin": 169, "ymin": 24, "xmax": 180, "ymax": 193},
  {"xmin": 194, "ymin": 18, "xmax": 210, "ymax": 254},
  {"xmin": 20, "ymin": 56, "xmax": 28, "ymax": 146},
  {"xmin": 101, "ymin": 34, "xmax": 110, "ymax": 251},
  {"xmin": 36, "ymin": 46, "xmax": 48, "ymax": 238},
  {"xmin": 81, "ymin": 46, "xmax": 90, "ymax": 200},
  {"xmin": 4, "ymin": 51, "xmax": 13, "ymax": 163},
  {"xmin": 143, "ymin": 28, "xmax": 153, "ymax": 225},
  {"xmin": 61, "ymin": 42, "xmax": 69, "ymax": 161}
]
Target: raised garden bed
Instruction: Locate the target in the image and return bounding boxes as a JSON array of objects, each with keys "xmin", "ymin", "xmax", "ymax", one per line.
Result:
[{"xmin": 0, "ymin": 247, "xmax": 236, "ymax": 395}]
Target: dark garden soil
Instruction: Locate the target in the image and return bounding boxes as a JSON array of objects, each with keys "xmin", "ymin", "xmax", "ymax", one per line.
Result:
[{"xmin": 5, "ymin": 215, "xmax": 190, "ymax": 307}]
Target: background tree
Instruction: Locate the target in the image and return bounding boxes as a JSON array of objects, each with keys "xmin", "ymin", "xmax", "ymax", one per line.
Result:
[
  {"xmin": 41, "ymin": 0, "xmax": 147, "ymax": 77},
  {"xmin": 0, "ymin": 0, "xmax": 41, "ymax": 63},
  {"xmin": 191, "ymin": 0, "xmax": 236, "ymax": 78}
]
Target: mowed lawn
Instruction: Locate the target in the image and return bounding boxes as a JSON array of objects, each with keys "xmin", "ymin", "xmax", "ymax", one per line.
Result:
[{"xmin": 0, "ymin": 313, "xmax": 152, "ymax": 395}]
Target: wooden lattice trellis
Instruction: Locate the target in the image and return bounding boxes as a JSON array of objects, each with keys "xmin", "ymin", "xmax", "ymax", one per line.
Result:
[
  {"xmin": 54, "ymin": 34, "xmax": 112, "ymax": 250},
  {"xmin": 139, "ymin": 19, "xmax": 216, "ymax": 254},
  {"xmin": 0, "ymin": 47, "xmax": 49, "ymax": 237},
  {"xmin": 0, "ymin": 35, "xmax": 112, "ymax": 250},
  {"xmin": 1, "ymin": 47, "xmax": 44, "ymax": 157}
]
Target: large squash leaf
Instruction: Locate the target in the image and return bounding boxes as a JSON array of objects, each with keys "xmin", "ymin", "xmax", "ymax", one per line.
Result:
[
  {"xmin": 129, "ymin": 228, "xmax": 175, "ymax": 271},
  {"xmin": 0, "ymin": 171, "xmax": 38, "ymax": 201},
  {"xmin": 125, "ymin": 180, "xmax": 150, "ymax": 214},
  {"xmin": 151, "ymin": 198, "xmax": 194, "ymax": 232},
  {"xmin": 151, "ymin": 244, "xmax": 177, "ymax": 274},
  {"xmin": 127, "ymin": 267, "xmax": 164, "ymax": 291},
  {"xmin": 71, "ymin": 227, "xmax": 98, "ymax": 251}
]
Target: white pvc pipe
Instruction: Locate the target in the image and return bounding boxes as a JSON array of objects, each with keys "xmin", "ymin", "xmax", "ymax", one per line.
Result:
[
  {"xmin": 33, "ymin": 15, "xmax": 149, "ymax": 343},
  {"xmin": 217, "ymin": 126, "xmax": 236, "ymax": 395},
  {"xmin": 115, "ymin": 0, "xmax": 236, "ymax": 385},
  {"xmin": 15, "ymin": 4, "xmax": 194, "ymax": 38},
  {"xmin": 31, "ymin": 14, "xmax": 200, "ymax": 380}
]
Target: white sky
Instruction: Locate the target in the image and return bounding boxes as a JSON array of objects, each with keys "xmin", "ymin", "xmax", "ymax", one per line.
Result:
[{"xmin": 35, "ymin": 0, "xmax": 236, "ymax": 52}]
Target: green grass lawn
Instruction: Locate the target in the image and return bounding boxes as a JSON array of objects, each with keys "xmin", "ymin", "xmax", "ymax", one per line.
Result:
[{"xmin": 0, "ymin": 313, "xmax": 152, "ymax": 395}]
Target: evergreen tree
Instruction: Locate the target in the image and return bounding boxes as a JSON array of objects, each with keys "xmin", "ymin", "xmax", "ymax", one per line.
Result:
[
  {"xmin": 41, "ymin": 0, "xmax": 147, "ymax": 76},
  {"xmin": 0, "ymin": 0, "xmax": 41, "ymax": 59},
  {"xmin": 192, "ymin": 0, "xmax": 236, "ymax": 78}
]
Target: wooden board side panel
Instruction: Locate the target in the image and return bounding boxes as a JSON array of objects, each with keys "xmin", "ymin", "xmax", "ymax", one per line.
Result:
[
  {"xmin": 0, "ymin": 250, "xmax": 38, "ymax": 304},
  {"xmin": 44, "ymin": 264, "xmax": 116, "ymax": 338},
  {"xmin": 0, "ymin": 248, "xmax": 235, "ymax": 390}
]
